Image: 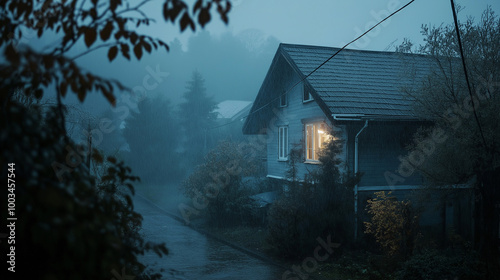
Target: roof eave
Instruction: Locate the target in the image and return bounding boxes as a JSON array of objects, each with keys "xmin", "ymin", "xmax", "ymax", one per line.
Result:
[
  {"xmin": 242, "ymin": 45, "xmax": 287, "ymax": 135},
  {"xmin": 332, "ymin": 113, "xmax": 431, "ymax": 122}
]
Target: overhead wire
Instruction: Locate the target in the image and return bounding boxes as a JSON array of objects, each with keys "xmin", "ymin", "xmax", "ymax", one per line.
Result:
[
  {"xmin": 209, "ymin": 0, "xmax": 415, "ymax": 131},
  {"xmin": 449, "ymin": 0, "xmax": 488, "ymax": 149}
]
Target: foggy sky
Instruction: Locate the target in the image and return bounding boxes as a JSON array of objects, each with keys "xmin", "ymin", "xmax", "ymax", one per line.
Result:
[
  {"xmin": 148, "ymin": 0, "xmax": 500, "ymax": 52},
  {"xmin": 29, "ymin": 0, "xmax": 500, "ymax": 117}
]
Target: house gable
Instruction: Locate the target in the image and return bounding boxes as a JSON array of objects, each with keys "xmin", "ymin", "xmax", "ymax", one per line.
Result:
[
  {"xmin": 242, "ymin": 45, "xmax": 336, "ymax": 135},
  {"xmin": 249, "ymin": 49, "xmax": 331, "ymax": 179}
]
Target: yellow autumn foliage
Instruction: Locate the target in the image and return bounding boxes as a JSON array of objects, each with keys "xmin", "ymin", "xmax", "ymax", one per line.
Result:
[{"xmin": 364, "ymin": 191, "xmax": 418, "ymax": 256}]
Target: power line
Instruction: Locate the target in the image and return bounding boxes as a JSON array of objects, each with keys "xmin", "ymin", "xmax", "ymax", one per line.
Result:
[
  {"xmin": 449, "ymin": 0, "xmax": 487, "ymax": 149},
  {"xmin": 209, "ymin": 0, "xmax": 415, "ymax": 131}
]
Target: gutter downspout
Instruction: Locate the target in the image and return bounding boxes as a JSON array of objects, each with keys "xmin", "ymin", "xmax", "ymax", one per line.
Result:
[{"xmin": 354, "ymin": 120, "xmax": 368, "ymax": 240}]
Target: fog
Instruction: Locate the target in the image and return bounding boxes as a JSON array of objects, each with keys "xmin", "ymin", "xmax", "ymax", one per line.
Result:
[
  {"xmin": 30, "ymin": 24, "xmax": 279, "ymax": 202},
  {"xmin": 60, "ymin": 30, "xmax": 277, "ymax": 111},
  {"xmin": 23, "ymin": 0, "xmax": 499, "ymax": 246},
  {"xmin": 3, "ymin": 0, "xmax": 500, "ymax": 279}
]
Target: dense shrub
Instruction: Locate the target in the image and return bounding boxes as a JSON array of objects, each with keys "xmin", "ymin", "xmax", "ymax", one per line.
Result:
[
  {"xmin": 266, "ymin": 183, "xmax": 347, "ymax": 258},
  {"xmin": 331, "ymin": 252, "xmax": 390, "ymax": 280},
  {"xmin": 0, "ymin": 101, "xmax": 167, "ymax": 279},
  {"xmin": 181, "ymin": 141, "xmax": 261, "ymax": 226},
  {"xmin": 266, "ymin": 131, "xmax": 359, "ymax": 258},
  {"xmin": 396, "ymin": 249, "xmax": 485, "ymax": 280},
  {"xmin": 364, "ymin": 191, "xmax": 419, "ymax": 257}
]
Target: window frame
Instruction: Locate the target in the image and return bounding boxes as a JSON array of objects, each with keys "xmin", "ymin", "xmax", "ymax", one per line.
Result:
[
  {"xmin": 303, "ymin": 85, "xmax": 314, "ymax": 103},
  {"xmin": 279, "ymin": 92, "xmax": 287, "ymax": 107},
  {"xmin": 278, "ymin": 126, "xmax": 288, "ymax": 161},
  {"xmin": 304, "ymin": 122, "xmax": 329, "ymax": 163}
]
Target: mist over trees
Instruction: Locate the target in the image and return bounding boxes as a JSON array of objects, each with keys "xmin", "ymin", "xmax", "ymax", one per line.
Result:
[
  {"xmin": 121, "ymin": 70, "xmax": 231, "ymax": 184},
  {"xmin": 69, "ymin": 29, "xmax": 279, "ymax": 115},
  {"xmin": 179, "ymin": 71, "xmax": 218, "ymax": 168},
  {"xmin": 51, "ymin": 29, "xmax": 279, "ymax": 185},
  {"xmin": 94, "ymin": 108, "xmax": 128, "ymax": 154},
  {"xmin": 61, "ymin": 31, "xmax": 279, "ymax": 179},
  {"xmin": 179, "ymin": 30, "xmax": 279, "ymax": 102},
  {"xmin": 0, "ymin": 1, "xmax": 232, "ymax": 278},
  {"xmin": 123, "ymin": 96, "xmax": 182, "ymax": 184}
]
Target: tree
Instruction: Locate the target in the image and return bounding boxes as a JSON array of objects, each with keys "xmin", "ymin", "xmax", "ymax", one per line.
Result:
[
  {"xmin": 123, "ymin": 96, "xmax": 182, "ymax": 184},
  {"xmin": 1, "ymin": 101, "xmax": 168, "ymax": 279},
  {"xmin": 181, "ymin": 140, "xmax": 260, "ymax": 226},
  {"xmin": 178, "ymin": 70, "xmax": 217, "ymax": 167},
  {"xmin": 397, "ymin": 6, "xmax": 500, "ymax": 276},
  {"xmin": 94, "ymin": 108, "xmax": 128, "ymax": 155},
  {"xmin": 1, "ymin": 0, "xmax": 232, "ymax": 111},
  {"xmin": 0, "ymin": 1, "xmax": 232, "ymax": 278}
]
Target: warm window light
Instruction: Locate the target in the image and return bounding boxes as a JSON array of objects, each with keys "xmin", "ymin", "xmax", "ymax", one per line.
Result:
[{"xmin": 306, "ymin": 123, "xmax": 334, "ymax": 161}]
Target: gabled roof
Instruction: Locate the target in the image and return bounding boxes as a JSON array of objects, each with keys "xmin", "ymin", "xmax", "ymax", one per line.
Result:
[{"xmin": 243, "ymin": 43, "xmax": 435, "ymax": 134}]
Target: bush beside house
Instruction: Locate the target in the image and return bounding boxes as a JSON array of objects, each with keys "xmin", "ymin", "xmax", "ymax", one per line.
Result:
[
  {"xmin": 181, "ymin": 141, "xmax": 264, "ymax": 227},
  {"xmin": 266, "ymin": 131, "xmax": 359, "ymax": 258}
]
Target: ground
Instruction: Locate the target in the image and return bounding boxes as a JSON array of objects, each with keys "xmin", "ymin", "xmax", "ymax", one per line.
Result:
[
  {"xmin": 204, "ymin": 225, "xmax": 270, "ymax": 253},
  {"xmin": 136, "ymin": 183, "xmax": 397, "ymax": 280}
]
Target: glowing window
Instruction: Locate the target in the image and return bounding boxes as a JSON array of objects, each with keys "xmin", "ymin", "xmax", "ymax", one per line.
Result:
[{"xmin": 305, "ymin": 123, "xmax": 329, "ymax": 161}]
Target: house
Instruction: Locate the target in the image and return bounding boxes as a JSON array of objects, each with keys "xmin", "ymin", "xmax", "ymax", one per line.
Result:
[
  {"xmin": 210, "ymin": 100, "xmax": 253, "ymax": 144},
  {"xmin": 243, "ymin": 43, "xmax": 473, "ymax": 240},
  {"xmin": 215, "ymin": 100, "xmax": 253, "ymax": 122}
]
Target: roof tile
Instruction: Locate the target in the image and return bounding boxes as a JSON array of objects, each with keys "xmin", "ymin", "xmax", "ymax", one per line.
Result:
[{"xmin": 281, "ymin": 44, "xmax": 434, "ymax": 117}]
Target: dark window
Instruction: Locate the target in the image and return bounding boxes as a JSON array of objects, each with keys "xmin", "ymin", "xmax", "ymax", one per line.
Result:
[
  {"xmin": 280, "ymin": 92, "xmax": 287, "ymax": 107},
  {"xmin": 303, "ymin": 86, "xmax": 313, "ymax": 102}
]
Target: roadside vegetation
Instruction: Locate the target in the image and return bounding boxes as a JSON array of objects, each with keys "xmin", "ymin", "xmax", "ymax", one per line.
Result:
[
  {"xmin": 1, "ymin": 99, "xmax": 168, "ymax": 279},
  {"xmin": 180, "ymin": 125, "xmax": 490, "ymax": 279},
  {"xmin": 0, "ymin": 1, "xmax": 232, "ymax": 279}
]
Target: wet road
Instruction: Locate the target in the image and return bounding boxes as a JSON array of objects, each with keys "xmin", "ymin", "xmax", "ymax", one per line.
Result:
[{"xmin": 134, "ymin": 195, "xmax": 284, "ymax": 279}]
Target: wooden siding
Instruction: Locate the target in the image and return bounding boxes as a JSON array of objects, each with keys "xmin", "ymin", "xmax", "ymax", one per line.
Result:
[
  {"xmin": 266, "ymin": 69, "xmax": 330, "ymax": 179},
  {"xmin": 264, "ymin": 83, "xmax": 425, "ymax": 186},
  {"xmin": 345, "ymin": 122, "xmax": 424, "ymax": 187}
]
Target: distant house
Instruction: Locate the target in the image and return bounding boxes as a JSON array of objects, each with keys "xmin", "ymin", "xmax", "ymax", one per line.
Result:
[
  {"xmin": 215, "ymin": 100, "xmax": 253, "ymax": 122},
  {"xmin": 208, "ymin": 100, "xmax": 253, "ymax": 144},
  {"xmin": 243, "ymin": 43, "xmax": 473, "ymax": 240}
]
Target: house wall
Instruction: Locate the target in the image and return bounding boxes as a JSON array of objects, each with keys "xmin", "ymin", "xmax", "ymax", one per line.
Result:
[
  {"xmin": 346, "ymin": 123, "xmax": 473, "ymax": 243},
  {"xmin": 265, "ymin": 79, "xmax": 426, "ymax": 189},
  {"xmin": 266, "ymin": 72, "xmax": 343, "ymax": 180},
  {"xmin": 345, "ymin": 122, "xmax": 425, "ymax": 188}
]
